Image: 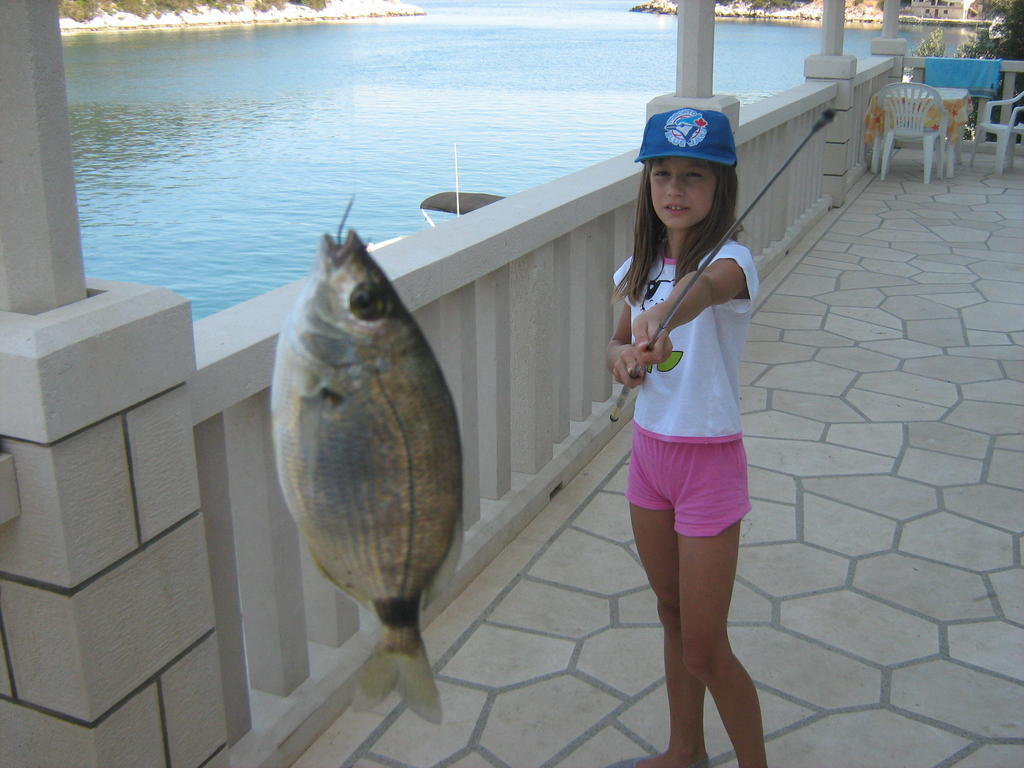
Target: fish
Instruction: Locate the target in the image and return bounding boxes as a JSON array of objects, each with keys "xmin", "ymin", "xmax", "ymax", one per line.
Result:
[{"xmin": 270, "ymin": 230, "xmax": 463, "ymax": 724}]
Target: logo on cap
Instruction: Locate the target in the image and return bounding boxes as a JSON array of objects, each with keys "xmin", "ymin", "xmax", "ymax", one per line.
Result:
[{"xmin": 664, "ymin": 109, "xmax": 709, "ymax": 149}]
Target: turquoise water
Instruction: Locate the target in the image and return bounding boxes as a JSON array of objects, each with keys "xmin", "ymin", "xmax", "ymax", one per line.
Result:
[{"xmin": 62, "ymin": 1, "xmax": 966, "ymax": 318}]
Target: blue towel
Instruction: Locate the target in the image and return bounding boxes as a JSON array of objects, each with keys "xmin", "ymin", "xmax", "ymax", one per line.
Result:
[{"xmin": 925, "ymin": 57, "xmax": 1003, "ymax": 99}]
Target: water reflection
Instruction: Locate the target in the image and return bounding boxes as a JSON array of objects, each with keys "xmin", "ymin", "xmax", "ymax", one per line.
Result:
[{"xmin": 62, "ymin": 1, "xmax": 963, "ymax": 318}]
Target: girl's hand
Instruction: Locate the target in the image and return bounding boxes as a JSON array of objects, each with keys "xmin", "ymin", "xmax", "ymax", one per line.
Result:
[
  {"xmin": 609, "ymin": 344, "xmax": 645, "ymax": 388},
  {"xmin": 632, "ymin": 306, "xmax": 674, "ymax": 367}
]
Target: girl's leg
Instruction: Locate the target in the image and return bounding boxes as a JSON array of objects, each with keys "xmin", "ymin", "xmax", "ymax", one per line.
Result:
[
  {"xmin": 630, "ymin": 504, "xmax": 709, "ymax": 768},
  {"xmin": 677, "ymin": 521, "xmax": 766, "ymax": 768}
]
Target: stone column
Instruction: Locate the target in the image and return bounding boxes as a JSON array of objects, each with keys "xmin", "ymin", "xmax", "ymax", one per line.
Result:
[
  {"xmin": 871, "ymin": 0, "xmax": 908, "ymax": 88},
  {"xmin": 647, "ymin": 0, "xmax": 739, "ymax": 138},
  {"xmin": 0, "ymin": 3, "xmax": 227, "ymax": 767},
  {"xmin": 803, "ymin": 0, "xmax": 855, "ymax": 207},
  {"xmin": 821, "ymin": 0, "xmax": 846, "ymax": 56},
  {"xmin": 0, "ymin": 0, "xmax": 87, "ymax": 314}
]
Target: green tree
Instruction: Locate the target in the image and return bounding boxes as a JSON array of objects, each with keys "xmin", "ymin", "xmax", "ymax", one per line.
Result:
[
  {"xmin": 958, "ymin": 0, "xmax": 1024, "ymax": 60},
  {"xmin": 914, "ymin": 27, "xmax": 947, "ymax": 57}
]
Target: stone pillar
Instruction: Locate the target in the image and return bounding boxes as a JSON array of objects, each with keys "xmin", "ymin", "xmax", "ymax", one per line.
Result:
[
  {"xmin": 0, "ymin": 0, "xmax": 87, "ymax": 314},
  {"xmin": 0, "ymin": 4, "xmax": 227, "ymax": 766},
  {"xmin": 881, "ymin": 0, "xmax": 902, "ymax": 39},
  {"xmin": 871, "ymin": 38, "xmax": 909, "ymax": 86},
  {"xmin": 805, "ymin": 55, "xmax": 859, "ymax": 206},
  {"xmin": 821, "ymin": 0, "xmax": 847, "ymax": 56},
  {"xmin": 872, "ymin": 0, "xmax": 907, "ymax": 84},
  {"xmin": 647, "ymin": 0, "xmax": 739, "ymax": 133}
]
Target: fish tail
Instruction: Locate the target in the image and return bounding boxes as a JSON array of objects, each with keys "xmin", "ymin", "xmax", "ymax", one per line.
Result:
[{"xmin": 358, "ymin": 601, "xmax": 442, "ymax": 723}]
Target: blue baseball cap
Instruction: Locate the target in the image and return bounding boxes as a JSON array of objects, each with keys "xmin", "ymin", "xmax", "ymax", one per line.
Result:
[{"xmin": 636, "ymin": 108, "xmax": 737, "ymax": 167}]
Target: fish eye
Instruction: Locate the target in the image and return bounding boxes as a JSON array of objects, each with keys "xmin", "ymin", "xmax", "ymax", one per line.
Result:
[{"xmin": 349, "ymin": 281, "xmax": 387, "ymax": 320}]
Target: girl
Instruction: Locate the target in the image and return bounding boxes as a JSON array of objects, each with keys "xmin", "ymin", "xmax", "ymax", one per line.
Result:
[{"xmin": 605, "ymin": 108, "xmax": 766, "ymax": 768}]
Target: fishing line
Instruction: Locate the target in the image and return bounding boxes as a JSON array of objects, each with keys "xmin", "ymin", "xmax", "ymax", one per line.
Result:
[{"xmin": 609, "ymin": 109, "xmax": 835, "ymax": 422}]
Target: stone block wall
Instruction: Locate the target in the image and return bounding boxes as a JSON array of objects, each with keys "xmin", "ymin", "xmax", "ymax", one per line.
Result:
[{"xmin": 0, "ymin": 282, "xmax": 227, "ymax": 768}]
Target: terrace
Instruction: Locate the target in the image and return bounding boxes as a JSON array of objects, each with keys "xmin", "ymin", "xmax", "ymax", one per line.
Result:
[{"xmin": 0, "ymin": 1, "xmax": 1021, "ymax": 767}]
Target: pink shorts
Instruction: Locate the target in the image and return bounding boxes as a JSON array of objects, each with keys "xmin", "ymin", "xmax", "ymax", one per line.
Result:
[{"xmin": 627, "ymin": 429, "xmax": 751, "ymax": 537}]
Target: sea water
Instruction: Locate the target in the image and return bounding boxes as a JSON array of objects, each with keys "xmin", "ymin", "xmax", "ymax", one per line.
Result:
[{"xmin": 62, "ymin": 0, "xmax": 968, "ymax": 318}]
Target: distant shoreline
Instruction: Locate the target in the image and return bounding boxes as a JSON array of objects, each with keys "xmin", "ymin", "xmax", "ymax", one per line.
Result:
[
  {"xmin": 60, "ymin": 0, "xmax": 425, "ymax": 35},
  {"xmin": 631, "ymin": 0, "xmax": 989, "ymax": 27}
]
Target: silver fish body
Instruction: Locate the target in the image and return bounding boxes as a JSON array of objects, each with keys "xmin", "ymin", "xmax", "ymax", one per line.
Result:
[{"xmin": 271, "ymin": 231, "xmax": 462, "ymax": 723}]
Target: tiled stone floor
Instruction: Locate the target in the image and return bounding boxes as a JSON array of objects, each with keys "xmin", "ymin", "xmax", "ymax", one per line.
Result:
[{"xmin": 293, "ymin": 150, "xmax": 1024, "ymax": 768}]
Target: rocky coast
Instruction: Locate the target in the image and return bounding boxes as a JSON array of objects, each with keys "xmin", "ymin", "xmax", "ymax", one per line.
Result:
[
  {"xmin": 632, "ymin": 0, "xmax": 887, "ymax": 24},
  {"xmin": 59, "ymin": 0, "xmax": 424, "ymax": 34}
]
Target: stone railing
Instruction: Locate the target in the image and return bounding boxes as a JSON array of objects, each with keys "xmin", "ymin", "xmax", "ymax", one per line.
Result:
[{"xmin": 183, "ymin": 82, "xmax": 842, "ymax": 767}]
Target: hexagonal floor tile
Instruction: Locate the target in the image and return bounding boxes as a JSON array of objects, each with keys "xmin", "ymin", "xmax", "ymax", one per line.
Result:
[
  {"xmin": 946, "ymin": 401, "xmax": 1024, "ymax": 435},
  {"xmin": 742, "ymin": 500, "xmax": 797, "ymax": 545},
  {"xmin": 897, "ymin": 447, "xmax": 983, "ymax": 487},
  {"xmin": 618, "ymin": 683, "xmax": 815, "ymax": 763},
  {"xmin": 891, "ymin": 659, "xmax": 1024, "ymax": 738},
  {"xmin": 903, "ymin": 354, "xmax": 1004, "ymax": 384},
  {"xmin": 743, "ymin": 340, "xmax": 816, "ymax": 363},
  {"xmin": 748, "ymin": 466, "xmax": 797, "ymax": 503},
  {"xmin": 440, "ymin": 625, "xmax": 574, "ymax": 688},
  {"xmin": 763, "ymin": 709, "xmax": 969, "ymax": 768},
  {"xmin": 780, "ymin": 591, "xmax": 936, "ymax": 664},
  {"xmin": 951, "ymin": 744, "xmax": 1024, "ymax": 768},
  {"xmin": 802, "ymin": 494, "xmax": 896, "ymax": 557},
  {"xmin": 488, "ymin": 579, "xmax": 609, "ymax": 639},
  {"xmin": 745, "ymin": 437, "xmax": 893, "ymax": 477},
  {"xmin": 738, "ymin": 542, "xmax": 849, "ymax": 599},
  {"xmin": 803, "ymin": 475, "xmax": 937, "ymax": 521},
  {"xmin": 900, "ymin": 512, "xmax": 1015, "ymax": 571},
  {"xmin": 823, "ymin": 314, "xmax": 905, "ymax": 342},
  {"xmin": 943, "ymin": 484, "xmax": 1024, "ymax": 532},
  {"xmin": 845, "ymin": 388, "xmax": 949, "ymax": 422},
  {"xmin": 858, "ymin": 371, "xmax": 960, "ymax": 406},
  {"xmin": 479, "ymin": 675, "xmax": 620, "ymax": 766},
  {"xmin": 577, "ymin": 627, "xmax": 663, "ymax": 695},
  {"xmin": 770, "ymin": 391, "xmax": 865, "ymax": 423},
  {"xmin": 731, "ymin": 627, "xmax": 881, "ymax": 709},
  {"xmin": 530, "ymin": 529, "xmax": 648, "ymax": 595},
  {"xmin": 825, "ymin": 422, "xmax": 903, "ymax": 456},
  {"xmin": 371, "ymin": 682, "xmax": 488, "ymax": 768},
  {"xmin": 987, "ymin": 449, "xmax": 1024, "ymax": 490},
  {"xmin": 990, "ymin": 568, "xmax": 1024, "ymax": 624},
  {"xmin": 741, "ymin": 411, "xmax": 824, "ymax": 440},
  {"xmin": 554, "ymin": 726, "xmax": 648, "ymax": 768},
  {"xmin": 907, "ymin": 422, "xmax": 990, "ymax": 459},
  {"xmin": 573, "ymin": 491, "xmax": 635, "ymax": 543},
  {"xmin": 963, "ymin": 301, "xmax": 1024, "ymax": 333},
  {"xmin": 880, "ymin": 294, "xmax": 960, "ymax": 320},
  {"xmin": 853, "ymin": 553, "xmax": 994, "ymax": 621},
  {"xmin": 755, "ymin": 361, "xmax": 857, "ymax": 396},
  {"xmin": 948, "ymin": 621, "xmax": 1024, "ymax": 682}
]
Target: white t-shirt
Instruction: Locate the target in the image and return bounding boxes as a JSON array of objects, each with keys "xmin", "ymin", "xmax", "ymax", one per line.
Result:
[{"xmin": 613, "ymin": 242, "xmax": 759, "ymax": 442}]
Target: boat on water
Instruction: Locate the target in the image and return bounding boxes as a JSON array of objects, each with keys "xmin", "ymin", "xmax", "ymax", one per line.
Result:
[
  {"xmin": 419, "ymin": 191, "xmax": 504, "ymax": 227},
  {"xmin": 368, "ymin": 190, "xmax": 504, "ymax": 251}
]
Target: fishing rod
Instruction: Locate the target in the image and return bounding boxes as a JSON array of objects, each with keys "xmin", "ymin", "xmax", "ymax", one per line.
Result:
[{"xmin": 609, "ymin": 108, "xmax": 835, "ymax": 423}]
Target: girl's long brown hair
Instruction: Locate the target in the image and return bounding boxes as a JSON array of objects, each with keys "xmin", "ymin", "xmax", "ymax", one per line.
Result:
[{"xmin": 613, "ymin": 158, "xmax": 740, "ymax": 305}]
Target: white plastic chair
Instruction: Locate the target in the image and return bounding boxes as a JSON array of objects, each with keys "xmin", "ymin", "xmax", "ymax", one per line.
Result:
[
  {"xmin": 877, "ymin": 83, "xmax": 947, "ymax": 184},
  {"xmin": 970, "ymin": 90, "xmax": 1024, "ymax": 175}
]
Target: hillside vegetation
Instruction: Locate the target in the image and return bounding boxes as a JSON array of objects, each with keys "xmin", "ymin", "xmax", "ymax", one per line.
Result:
[{"xmin": 60, "ymin": 1, "xmax": 336, "ymax": 22}]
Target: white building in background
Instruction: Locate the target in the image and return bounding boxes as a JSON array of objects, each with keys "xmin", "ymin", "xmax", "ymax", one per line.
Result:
[{"xmin": 907, "ymin": 0, "xmax": 982, "ymax": 20}]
